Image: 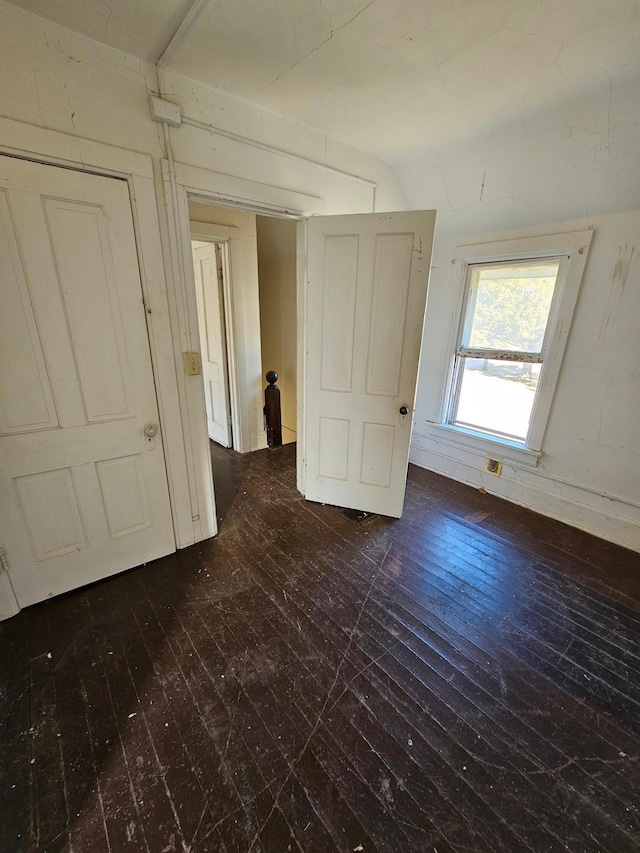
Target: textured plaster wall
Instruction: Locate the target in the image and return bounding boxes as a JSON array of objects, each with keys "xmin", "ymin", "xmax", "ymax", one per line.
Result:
[{"xmin": 0, "ymin": 1, "xmax": 406, "ymax": 215}]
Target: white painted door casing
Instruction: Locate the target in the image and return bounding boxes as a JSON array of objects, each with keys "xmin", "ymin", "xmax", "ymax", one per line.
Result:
[
  {"xmin": 0, "ymin": 156, "xmax": 175, "ymax": 608},
  {"xmin": 192, "ymin": 241, "xmax": 232, "ymax": 447},
  {"xmin": 304, "ymin": 211, "xmax": 436, "ymax": 518}
]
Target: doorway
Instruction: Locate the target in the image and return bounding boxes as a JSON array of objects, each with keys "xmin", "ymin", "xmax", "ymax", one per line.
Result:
[
  {"xmin": 173, "ymin": 165, "xmax": 435, "ymax": 527},
  {"xmin": 255, "ymin": 215, "xmax": 298, "ymax": 447},
  {"xmin": 188, "ymin": 200, "xmax": 298, "ymax": 507}
]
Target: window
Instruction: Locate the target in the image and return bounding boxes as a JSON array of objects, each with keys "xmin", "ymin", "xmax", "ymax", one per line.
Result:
[
  {"xmin": 441, "ymin": 230, "xmax": 592, "ymax": 457},
  {"xmin": 449, "ymin": 258, "xmax": 559, "ymax": 442}
]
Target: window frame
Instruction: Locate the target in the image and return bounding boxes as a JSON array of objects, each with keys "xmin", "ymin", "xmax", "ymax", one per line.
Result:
[{"xmin": 441, "ymin": 230, "xmax": 593, "ymax": 457}]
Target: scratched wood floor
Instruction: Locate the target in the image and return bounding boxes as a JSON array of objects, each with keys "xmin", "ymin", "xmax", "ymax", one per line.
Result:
[{"xmin": 2, "ymin": 443, "xmax": 640, "ymax": 852}]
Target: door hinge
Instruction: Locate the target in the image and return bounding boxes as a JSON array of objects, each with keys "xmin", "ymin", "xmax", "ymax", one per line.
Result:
[{"xmin": 0, "ymin": 548, "xmax": 9, "ymax": 574}]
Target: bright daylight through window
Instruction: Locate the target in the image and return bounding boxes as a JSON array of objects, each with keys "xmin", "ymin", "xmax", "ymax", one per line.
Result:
[{"xmin": 448, "ymin": 259, "xmax": 560, "ymax": 443}]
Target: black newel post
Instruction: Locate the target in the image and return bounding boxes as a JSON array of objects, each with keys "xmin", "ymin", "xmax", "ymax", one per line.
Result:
[{"xmin": 264, "ymin": 370, "xmax": 282, "ymax": 447}]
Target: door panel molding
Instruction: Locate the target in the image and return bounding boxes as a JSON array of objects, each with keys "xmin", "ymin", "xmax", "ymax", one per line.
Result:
[
  {"xmin": 320, "ymin": 234, "xmax": 359, "ymax": 393},
  {"xmin": 14, "ymin": 467, "xmax": 87, "ymax": 561},
  {"xmin": 43, "ymin": 197, "xmax": 136, "ymax": 423},
  {"xmin": 0, "ymin": 189, "xmax": 59, "ymax": 435}
]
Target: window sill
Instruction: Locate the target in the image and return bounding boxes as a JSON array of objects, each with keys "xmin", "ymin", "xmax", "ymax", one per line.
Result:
[{"xmin": 424, "ymin": 423, "xmax": 542, "ymax": 469}]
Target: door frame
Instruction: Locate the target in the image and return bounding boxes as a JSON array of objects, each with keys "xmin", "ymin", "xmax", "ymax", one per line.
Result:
[
  {"xmin": 165, "ymin": 159, "xmax": 323, "ymax": 501},
  {"xmin": 0, "ymin": 118, "xmax": 193, "ymax": 556}
]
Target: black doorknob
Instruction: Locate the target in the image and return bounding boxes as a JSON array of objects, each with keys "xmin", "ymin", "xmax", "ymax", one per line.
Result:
[{"xmin": 399, "ymin": 406, "xmax": 409, "ymax": 415}]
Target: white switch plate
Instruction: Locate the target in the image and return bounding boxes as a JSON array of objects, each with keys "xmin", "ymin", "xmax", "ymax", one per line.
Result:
[{"xmin": 183, "ymin": 352, "xmax": 201, "ymax": 376}]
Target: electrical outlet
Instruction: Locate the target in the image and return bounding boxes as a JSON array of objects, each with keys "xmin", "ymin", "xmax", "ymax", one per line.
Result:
[
  {"xmin": 486, "ymin": 457, "xmax": 503, "ymax": 476},
  {"xmin": 183, "ymin": 352, "xmax": 201, "ymax": 376}
]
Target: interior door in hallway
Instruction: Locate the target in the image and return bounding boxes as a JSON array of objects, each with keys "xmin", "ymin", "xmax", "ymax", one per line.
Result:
[
  {"xmin": 304, "ymin": 210, "xmax": 436, "ymax": 518},
  {"xmin": 192, "ymin": 241, "xmax": 232, "ymax": 447},
  {"xmin": 0, "ymin": 155, "xmax": 175, "ymax": 610}
]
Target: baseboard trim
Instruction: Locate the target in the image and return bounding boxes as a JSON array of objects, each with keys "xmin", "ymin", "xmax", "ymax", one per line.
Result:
[
  {"xmin": 409, "ymin": 439, "xmax": 640, "ymax": 554},
  {"xmin": 250, "ymin": 431, "xmax": 268, "ymax": 452},
  {"xmin": 282, "ymin": 426, "xmax": 297, "ymax": 445}
]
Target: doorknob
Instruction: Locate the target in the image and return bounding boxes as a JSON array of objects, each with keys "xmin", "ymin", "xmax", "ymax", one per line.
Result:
[
  {"xmin": 144, "ymin": 423, "xmax": 158, "ymax": 438},
  {"xmin": 399, "ymin": 406, "xmax": 409, "ymax": 416}
]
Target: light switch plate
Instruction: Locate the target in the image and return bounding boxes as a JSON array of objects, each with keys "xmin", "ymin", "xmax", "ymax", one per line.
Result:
[{"xmin": 183, "ymin": 352, "xmax": 201, "ymax": 376}]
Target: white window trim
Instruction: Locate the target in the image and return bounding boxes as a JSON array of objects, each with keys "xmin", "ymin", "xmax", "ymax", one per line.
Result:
[
  {"xmin": 437, "ymin": 229, "xmax": 593, "ymax": 461},
  {"xmin": 427, "ymin": 422, "xmax": 542, "ymax": 467}
]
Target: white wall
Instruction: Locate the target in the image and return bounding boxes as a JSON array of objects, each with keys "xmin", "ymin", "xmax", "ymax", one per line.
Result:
[
  {"xmin": 400, "ymin": 65, "xmax": 640, "ymax": 551},
  {"xmin": 256, "ymin": 216, "xmax": 298, "ymax": 445},
  {"xmin": 0, "ymin": 0, "xmax": 406, "ymax": 544}
]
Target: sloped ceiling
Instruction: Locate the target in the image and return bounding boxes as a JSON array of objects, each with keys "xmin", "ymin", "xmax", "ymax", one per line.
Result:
[{"xmin": 7, "ymin": 0, "xmax": 640, "ymax": 165}]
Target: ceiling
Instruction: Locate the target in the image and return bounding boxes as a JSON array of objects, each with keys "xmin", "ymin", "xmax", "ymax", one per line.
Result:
[{"xmin": 7, "ymin": 0, "xmax": 640, "ymax": 165}]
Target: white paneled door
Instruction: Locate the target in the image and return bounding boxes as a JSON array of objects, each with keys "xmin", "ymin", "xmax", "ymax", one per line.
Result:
[
  {"xmin": 304, "ymin": 211, "xmax": 436, "ymax": 518},
  {"xmin": 0, "ymin": 155, "xmax": 175, "ymax": 610},
  {"xmin": 192, "ymin": 242, "xmax": 232, "ymax": 447}
]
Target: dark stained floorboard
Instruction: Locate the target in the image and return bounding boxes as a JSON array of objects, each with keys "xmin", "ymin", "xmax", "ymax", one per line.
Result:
[{"xmin": 2, "ymin": 441, "xmax": 640, "ymax": 851}]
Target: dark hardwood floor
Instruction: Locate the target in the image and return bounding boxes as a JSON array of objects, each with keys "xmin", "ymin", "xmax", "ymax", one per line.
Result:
[{"xmin": 2, "ymin": 442, "xmax": 640, "ymax": 852}]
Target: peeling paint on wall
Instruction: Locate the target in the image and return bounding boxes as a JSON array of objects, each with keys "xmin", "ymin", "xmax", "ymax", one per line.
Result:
[{"xmin": 598, "ymin": 243, "xmax": 636, "ymax": 344}]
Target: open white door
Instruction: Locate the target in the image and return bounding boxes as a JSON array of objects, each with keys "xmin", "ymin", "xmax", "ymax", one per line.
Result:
[
  {"xmin": 192, "ymin": 242, "xmax": 232, "ymax": 447},
  {"xmin": 0, "ymin": 156, "xmax": 175, "ymax": 611},
  {"xmin": 304, "ymin": 211, "xmax": 436, "ymax": 518}
]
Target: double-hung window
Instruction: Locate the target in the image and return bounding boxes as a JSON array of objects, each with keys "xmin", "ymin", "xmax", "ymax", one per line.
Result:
[{"xmin": 444, "ymin": 231, "xmax": 592, "ymax": 455}]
